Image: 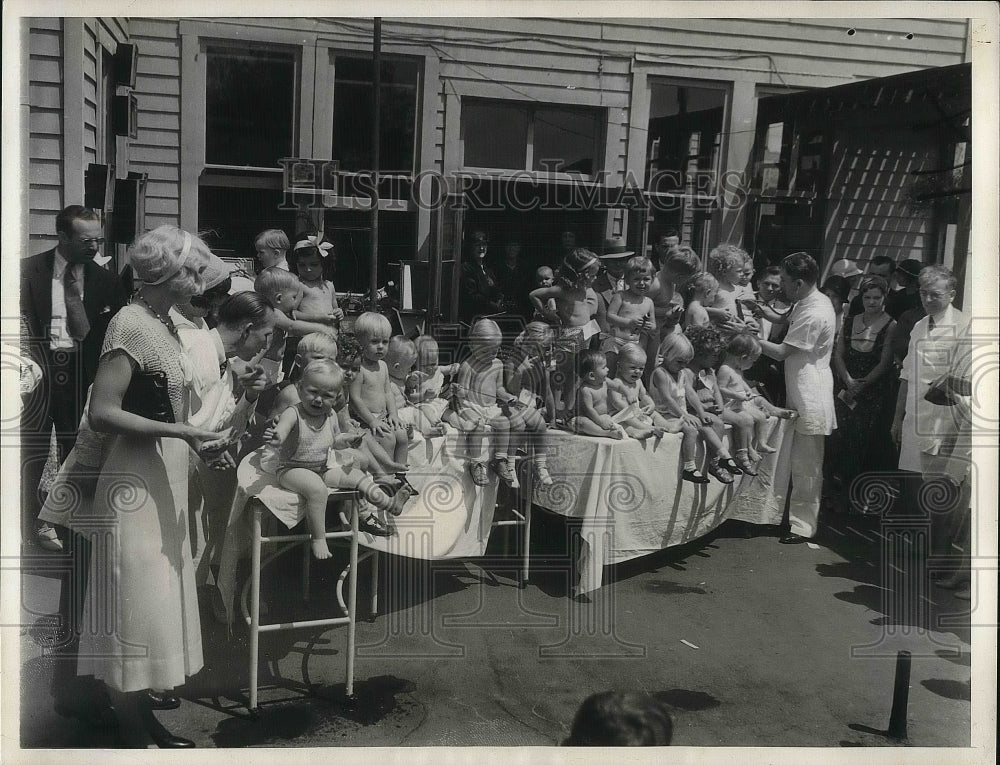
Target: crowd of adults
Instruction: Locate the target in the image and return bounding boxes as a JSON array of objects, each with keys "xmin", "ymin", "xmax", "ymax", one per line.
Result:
[{"xmin": 18, "ymin": 206, "xmax": 975, "ymax": 747}]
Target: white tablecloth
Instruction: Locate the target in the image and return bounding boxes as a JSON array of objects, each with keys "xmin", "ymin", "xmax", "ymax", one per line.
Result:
[
  {"xmin": 217, "ymin": 431, "xmax": 501, "ymax": 624},
  {"xmin": 533, "ymin": 419, "xmax": 795, "ymax": 594}
]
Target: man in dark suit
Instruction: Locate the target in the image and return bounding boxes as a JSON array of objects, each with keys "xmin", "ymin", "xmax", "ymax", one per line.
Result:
[{"xmin": 20, "ymin": 205, "xmax": 127, "ymax": 551}]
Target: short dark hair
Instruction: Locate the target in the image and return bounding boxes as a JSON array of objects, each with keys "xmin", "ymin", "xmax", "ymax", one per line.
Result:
[
  {"xmin": 56, "ymin": 205, "xmax": 100, "ymax": 236},
  {"xmin": 755, "ymin": 264, "xmax": 782, "ymax": 284},
  {"xmin": 217, "ymin": 290, "xmax": 274, "ymax": 328},
  {"xmin": 870, "ymin": 255, "xmax": 896, "ymax": 273},
  {"xmin": 821, "ymin": 275, "xmax": 850, "ymax": 304},
  {"xmin": 781, "ymin": 251, "xmax": 819, "ymax": 285},
  {"xmin": 565, "ymin": 691, "xmax": 673, "ymax": 746}
]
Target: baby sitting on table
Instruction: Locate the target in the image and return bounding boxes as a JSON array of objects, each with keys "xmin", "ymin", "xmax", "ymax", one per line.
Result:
[
  {"xmin": 607, "ymin": 343, "xmax": 668, "ymax": 441},
  {"xmin": 452, "ymin": 318, "xmax": 518, "ymax": 487},
  {"xmin": 569, "ymin": 350, "xmax": 624, "ymax": 439},
  {"xmin": 503, "ymin": 321, "xmax": 556, "ymax": 485},
  {"xmin": 406, "ymin": 334, "xmax": 460, "ymax": 437},
  {"xmin": 349, "ymin": 312, "xmax": 413, "ymax": 481},
  {"xmin": 262, "ymin": 359, "xmax": 411, "ymax": 549},
  {"xmin": 270, "ymin": 332, "xmax": 410, "ymax": 499},
  {"xmin": 384, "ymin": 335, "xmax": 420, "ymax": 432}
]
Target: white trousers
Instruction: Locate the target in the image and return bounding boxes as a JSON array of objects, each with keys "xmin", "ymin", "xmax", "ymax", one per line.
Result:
[{"xmin": 775, "ymin": 431, "xmax": 824, "ymax": 538}]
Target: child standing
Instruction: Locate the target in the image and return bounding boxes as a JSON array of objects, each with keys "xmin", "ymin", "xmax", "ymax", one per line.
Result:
[
  {"xmin": 683, "ymin": 273, "xmax": 718, "ymax": 329},
  {"xmin": 717, "ymin": 333, "xmax": 797, "ymax": 465},
  {"xmin": 602, "ymin": 256, "xmax": 657, "ymax": 378},
  {"xmin": 253, "ymin": 267, "xmax": 336, "ymax": 376},
  {"xmin": 607, "ymin": 343, "xmax": 668, "ymax": 441},
  {"xmin": 349, "ymin": 312, "xmax": 412, "ymax": 479},
  {"xmin": 569, "ymin": 350, "xmax": 624, "ymax": 439},
  {"xmin": 254, "ymin": 229, "xmax": 290, "ymax": 271},
  {"xmin": 504, "ymin": 321, "xmax": 556, "ymax": 485},
  {"xmin": 453, "ymin": 319, "xmax": 518, "ymax": 487},
  {"xmin": 528, "ymin": 248, "xmax": 602, "ymax": 414},
  {"xmin": 531, "ymin": 266, "xmax": 559, "ymax": 324},
  {"xmin": 289, "ymin": 233, "xmax": 343, "ymax": 329},
  {"xmin": 264, "ymin": 360, "xmax": 412, "ymax": 555},
  {"xmin": 682, "ymin": 324, "xmax": 743, "ymax": 483}
]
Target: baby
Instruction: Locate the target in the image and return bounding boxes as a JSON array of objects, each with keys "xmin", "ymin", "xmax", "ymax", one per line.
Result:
[
  {"xmin": 271, "ymin": 333, "xmax": 409, "ymax": 501},
  {"xmin": 683, "ymin": 272, "xmax": 718, "ymax": 329},
  {"xmin": 531, "ymin": 266, "xmax": 559, "ymax": 324},
  {"xmin": 706, "ymin": 244, "xmax": 759, "ymax": 334},
  {"xmin": 569, "ymin": 350, "xmax": 623, "ymax": 439},
  {"xmin": 602, "ymin": 256, "xmax": 657, "ymax": 378},
  {"xmin": 289, "ymin": 232, "xmax": 344, "ymax": 328},
  {"xmin": 348, "ymin": 312, "xmax": 412, "ymax": 481},
  {"xmin": 453, "ymin": 318, "xmax": 518, "ymax": 487},
  {"xmin": 648, "ymin": 333, "xmax": 717, "ymax": 483},
  {"xmin": 254, "ymin": 266, "xmax": 337, "ymax": 375},
  {"xmin": 254, "ymin": 228, "xmax": 290, "ymax": 271},
  {"xmin": 384, "ymin": 335, "xmax": 420, "ymax": 429},
  {"xmin": 717, "ymin": 333, "xmax": 797, "ymax": 469},
  {"xmin": 406, "ymin": 334, "xmax": 460, "ymax": 437},
  {"xmin": 503, "ymin": 321, "xmax": 556, "ymax": 485},
  {"xmin": 681, "ymin": 324, "xmax": 743, "ymax": 483},
  {"xmin": 607, "ymin": 343, "xmax": 668, "ymax": 441},
  {"xmin": 264, "ymin": 360, "xmax": 412, "ymax": 555},
  {"xmin": 528, "ymin": 248, "xmax": 602, "ymax": 413}
]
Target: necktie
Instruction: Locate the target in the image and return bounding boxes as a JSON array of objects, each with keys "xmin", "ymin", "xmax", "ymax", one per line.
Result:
[
  {"xmin": 63, "ymin": 266, "xmax": 90, "ymax": 341},
  {"xmin": 928, "ymin": 315, "xmax": 936, "ymax": 330}
]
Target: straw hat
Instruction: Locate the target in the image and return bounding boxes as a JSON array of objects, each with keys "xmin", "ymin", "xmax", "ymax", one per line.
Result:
[{"xmin": 829, "ymin": 258, "xmax": 864, "ymax": 279}]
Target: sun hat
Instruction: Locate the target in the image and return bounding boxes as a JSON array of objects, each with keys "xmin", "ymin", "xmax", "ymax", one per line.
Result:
[{"xmin": 829, "ymin": 258, "xmax": 864, "ymax": 279}]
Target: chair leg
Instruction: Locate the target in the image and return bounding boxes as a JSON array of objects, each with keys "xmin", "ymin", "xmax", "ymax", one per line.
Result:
[
  {"xmin": 302, "ymin": 541, "xmax": 311, "ymax": 602},
  {"xmin": 345, "ymin": 504, "xmax": 359, "ymax": 699},
  {"xmin": 249, "ymin": 503, "xmax": 263, "ymax": 713},
  {"xmin": 370, "ymin": 550, "xmax": 379, "ymax": 617},
  {"xmin": 521, "ymin": 460, "xmax": 533, "ymax": 588}
]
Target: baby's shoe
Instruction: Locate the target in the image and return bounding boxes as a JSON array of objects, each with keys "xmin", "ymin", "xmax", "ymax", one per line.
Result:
[
  {"xmin": 491, "ymin": 458, "xmax": 518, "ymax": 488},
  {"xmin": 469, "ymin": 461, "xmax": 490, "ymax": 486},
  {"xmin": 734, "ymin": 452, "xmax": 758, "ymax": 476},
  {"xmin": 533, "ymin": 462, "xmax": 553, "ymax": 486},
  {"xmin": 682, "ymin": 467, "xmax": 710, "ymax": 484},
  {"xmin": 707, "ymin": 460, "xmax": 734, "ymax": 484}
]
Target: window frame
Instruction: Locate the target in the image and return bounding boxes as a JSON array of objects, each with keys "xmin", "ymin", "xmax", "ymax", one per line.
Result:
[{"xmin": 459, "ymin": 96, "xmax": 607, "ymax": 182}]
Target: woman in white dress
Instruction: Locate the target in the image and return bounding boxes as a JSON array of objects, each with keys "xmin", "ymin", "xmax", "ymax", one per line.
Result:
[{"xmin": 80, "ymin": 226, "xmax": 226, "ymax": 746}]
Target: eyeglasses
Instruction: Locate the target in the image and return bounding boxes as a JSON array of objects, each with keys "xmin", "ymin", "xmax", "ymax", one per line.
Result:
[
  {"xmin": 918, "ymin": 290, "xmax": 951, "ymax": 299},
  {"xmin": 76, "ymin": 237, "xmax": 105, "ymax": 246}
]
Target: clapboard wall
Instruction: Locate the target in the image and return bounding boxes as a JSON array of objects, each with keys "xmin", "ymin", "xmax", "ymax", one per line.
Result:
[
  {"xmin": 110, "ymin": 18, "xmax": 973, "ymax": 244},
  {"xmin": 25, "ymin": 17, "xmax": 130, "ymax": 254}
]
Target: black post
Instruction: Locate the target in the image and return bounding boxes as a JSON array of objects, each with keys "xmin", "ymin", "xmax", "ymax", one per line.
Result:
[
  {"xmin": 887, "ymin": 649, "xmax": 911, "ymax": 739},
  {"xmin": 370, "ymin": 17, "xmax": 381, "ymax": 310}
]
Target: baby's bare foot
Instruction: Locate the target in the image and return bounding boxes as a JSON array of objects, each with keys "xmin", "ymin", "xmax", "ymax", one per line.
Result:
[
  {"xmin": 610, "ymin": 428, "xmax": 624, "ymax": 440},
  {"xmin": 757, "ymin": 442, "xmax": 777, "ymax": 454},
  {"xmin": 387, "ymin": 486, "xmax": 412, "ymax": 516},
  {"xmin": 311, "ymin": 539, "xmax": 332, "ymax": 559}
]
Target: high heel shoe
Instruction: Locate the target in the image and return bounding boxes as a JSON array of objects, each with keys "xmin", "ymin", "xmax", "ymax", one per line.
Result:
[
  {"xmin": 140, "ymin": 705, "xmax": 195, "ymax": 748},
  {"xmin": 144, "ymin": 689, "xmax": 181, "ymax": 710}
]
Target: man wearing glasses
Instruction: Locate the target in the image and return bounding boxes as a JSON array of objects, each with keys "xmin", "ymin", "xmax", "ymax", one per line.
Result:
[{"xmin": 20, "ymin": 205, "xmax": 127, "ymax": 551}]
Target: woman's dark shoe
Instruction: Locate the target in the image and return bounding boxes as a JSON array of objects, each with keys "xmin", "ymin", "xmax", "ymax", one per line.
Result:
[
  {"xmin": 141, "ymin": 708, "xmax": 195, "ymax": 748},
  {"xmin": 144, "ymin": 689, "xmax": 181, "ymax": 710}
]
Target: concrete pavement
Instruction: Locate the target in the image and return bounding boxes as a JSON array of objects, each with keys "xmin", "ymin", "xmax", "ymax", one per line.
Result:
[{"xmin": 15, "ymin": 508, "xmax": 973, "ymax": 749}]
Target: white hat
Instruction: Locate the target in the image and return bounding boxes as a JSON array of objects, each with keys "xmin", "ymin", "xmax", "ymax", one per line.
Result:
[{"xmin": 829, "ymin": 259, "xmax": 864, "ymax": 279}]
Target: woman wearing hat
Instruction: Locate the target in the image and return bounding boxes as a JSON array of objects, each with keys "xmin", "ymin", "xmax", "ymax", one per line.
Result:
[{"xmin": 460, "ymin": 230, "xmax": 504, "ymax": 323}]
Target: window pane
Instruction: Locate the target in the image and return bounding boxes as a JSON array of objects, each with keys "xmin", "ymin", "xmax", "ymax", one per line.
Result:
[
  {"xmin": 333, "ymin": 56, "xmax": 418, "ymax": 173},
  {"xmin": 206, "ymin": 48, "xmax": 296, "ymax": 167},
  {"xmin": 463, "ymin": 100, "xmax": 528, "ymax": 169},
  {"xmin": 198, "ymin": 185, "xmax": 296, "ymax": 259},
  {"xmin": 646, "ymin": 82, "xmax": 726, "ymax": 195},
  {"xmin": 533, "ymin": 107, "xmax": 600, "ymax": 174}
]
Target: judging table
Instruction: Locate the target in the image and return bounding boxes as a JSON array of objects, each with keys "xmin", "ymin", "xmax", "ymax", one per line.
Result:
[
  {"xmin": 217, "ymin": 430, "xmax": 501, "ymax": 625},
  {"xmin": 217, "ymin": 418, "xmax": 796, "ymax": 612},
  {"xmin": 533, "ymin": 419, "xmax": 795, "ymax": 594}
]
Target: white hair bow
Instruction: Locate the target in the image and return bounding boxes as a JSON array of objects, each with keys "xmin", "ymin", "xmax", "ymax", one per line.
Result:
[{"xmin": 294, "ymin": 233, "xmax": 335, "ymax": 258}]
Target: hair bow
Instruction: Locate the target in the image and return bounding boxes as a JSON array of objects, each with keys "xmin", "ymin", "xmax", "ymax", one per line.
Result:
[{"xmin": 294, "ymin": 233, "xmax": 335, "ymax": 258}]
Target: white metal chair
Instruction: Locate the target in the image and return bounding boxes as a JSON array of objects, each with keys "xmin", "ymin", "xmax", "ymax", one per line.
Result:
[{"xmin": 241, "ymin": 490, "xmax": 371, "ymax": 714}]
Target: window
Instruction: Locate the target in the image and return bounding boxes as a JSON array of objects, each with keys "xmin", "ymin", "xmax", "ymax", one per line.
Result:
[
  {"xmin": 644, "ymin": 80, "xmax": 728, "ymax": 258},
  {"xmin": 206, "ymin": 46, "xmax": 297, "ymax": 168},
  {"xmin": 332, "ymin": 55, "xmax": 420, "ymax": 174},
  {"xmin": 462, "ymin": 99, "xmax": 603, "ymax": 176}
]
